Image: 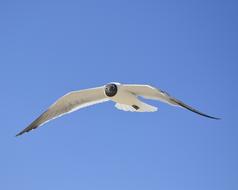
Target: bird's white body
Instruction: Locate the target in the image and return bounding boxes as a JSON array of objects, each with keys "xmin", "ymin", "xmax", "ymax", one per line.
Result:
[
  {"xmin": 109, "ymin": 84, "xmax": 157, "ymax": 112},
  {"xmin": 110, "ymin": 85, "xmax": 138, "ymax": 105},
  {"xmin": 16, "ymin": 82, "xmax": 219, "ymax": 136}
]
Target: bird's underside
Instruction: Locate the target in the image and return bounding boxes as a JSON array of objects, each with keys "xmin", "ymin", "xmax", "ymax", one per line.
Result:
[
  {"xmin": 16, "ymin": 83, "xmax": 219, "ymax": 136},
  {"xmin": 115, "ymin": 102, "xmax": 158, "ymax": 112}
]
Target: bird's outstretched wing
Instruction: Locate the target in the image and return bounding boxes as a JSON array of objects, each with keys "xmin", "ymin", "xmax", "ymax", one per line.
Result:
[
  {"xmin": 123, "ymin": 84, "xmax": 220, "ymax": 120},
  {"xmin": 16, "ymin": 86, "xmax": 109, "ymax": 136}
]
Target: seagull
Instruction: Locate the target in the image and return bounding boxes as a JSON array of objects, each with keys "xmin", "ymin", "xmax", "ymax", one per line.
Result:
[{"xmin": 16, "ymin": 82, "xmax": 219, "ymax": 136}]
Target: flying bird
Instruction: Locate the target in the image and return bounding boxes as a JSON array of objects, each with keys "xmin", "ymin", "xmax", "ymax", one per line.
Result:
[{"xmin": 16, "ymin": 83, "xmax": 219, "ymax": 136}]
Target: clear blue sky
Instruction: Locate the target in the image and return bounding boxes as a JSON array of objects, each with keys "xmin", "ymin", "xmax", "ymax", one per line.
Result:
[{"xmin": 0, "ymin": 1, "xmax": 237, "ymax": 190}]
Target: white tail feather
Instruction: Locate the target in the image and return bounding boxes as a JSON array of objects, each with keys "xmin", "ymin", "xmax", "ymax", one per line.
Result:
[{"xmin": 115, "ymin": 102, "xmax": 158, "ymax": 112}]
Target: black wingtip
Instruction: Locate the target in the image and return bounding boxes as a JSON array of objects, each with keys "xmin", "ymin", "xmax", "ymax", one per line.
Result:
[
  {"xmin": 15, "ymin": 131, "xmax": 24, "ymax": 137},
  {"xmin": 170, "ymin": 98, "xmax": 220, "ymax": 120},
  {"xmin": 204, "ymin": 115, "xmax": 221, "ymax": 120}
]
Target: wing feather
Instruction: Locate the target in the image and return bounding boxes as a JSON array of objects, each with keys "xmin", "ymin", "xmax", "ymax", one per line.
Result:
[
  {"xmin": 16, "ymin": 86, "xmax": 108, "ymax": 136},
  {"xmin": 123, "ymin": 84, "xmax": 219, "ymax": 120}
]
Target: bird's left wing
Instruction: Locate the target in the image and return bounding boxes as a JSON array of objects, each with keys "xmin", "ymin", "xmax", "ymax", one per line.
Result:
[
  {"xmin": 123, "ymin": 84, "xmax": 220, "ymax": 120},
  {"xmin": 16, "ymin": 86, "xmax": 109, "ymax": 136}
]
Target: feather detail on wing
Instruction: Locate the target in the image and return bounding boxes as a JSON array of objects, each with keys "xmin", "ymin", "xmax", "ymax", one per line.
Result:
[
  {"xmin": 16, "ymin": 86, "xmax": 109, "ymax": 136},
  {"xmin": 123, "ymin": 84, "xmax": 219, "ymax": 119}
]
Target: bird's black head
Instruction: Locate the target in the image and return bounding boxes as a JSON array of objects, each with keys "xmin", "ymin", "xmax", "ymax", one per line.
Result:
[{"xmin": 105, "ymin": 83, "xmax": 118, "ymax": 97}]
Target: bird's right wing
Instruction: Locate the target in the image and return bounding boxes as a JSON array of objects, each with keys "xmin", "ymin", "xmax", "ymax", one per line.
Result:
[
  {"xmin": 16, "ymin": 86, "xmax": 109, "ymax": 136},
  {"xmin": 123, "ymin": 84, "xmax": 220, "ymax": 120}
]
